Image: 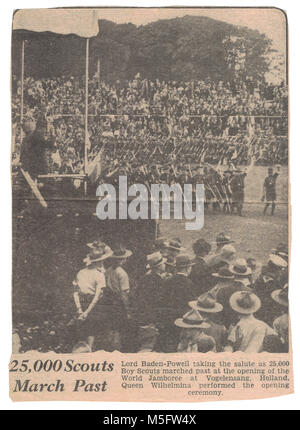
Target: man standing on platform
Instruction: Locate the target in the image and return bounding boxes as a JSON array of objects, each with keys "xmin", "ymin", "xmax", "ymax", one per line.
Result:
[{"xmin": 20, "ymin": 117, "xmax": 56, "ymax": 178}]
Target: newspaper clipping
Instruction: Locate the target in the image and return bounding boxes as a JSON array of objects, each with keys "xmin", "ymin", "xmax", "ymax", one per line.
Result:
[{"xmin": 10, "ymin": 7, "xmax": 292, "ymax": 402}]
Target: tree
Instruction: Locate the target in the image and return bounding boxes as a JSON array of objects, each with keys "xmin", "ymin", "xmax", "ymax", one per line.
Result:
[{"xmin": 12, "ymin": 15, "xmax": 277, "ymax": 84}]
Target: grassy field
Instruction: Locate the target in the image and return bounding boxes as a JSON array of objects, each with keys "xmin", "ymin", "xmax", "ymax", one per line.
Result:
[{"xmin": 159, "ymin": 165, "xmax": 289, "ymax": 265}]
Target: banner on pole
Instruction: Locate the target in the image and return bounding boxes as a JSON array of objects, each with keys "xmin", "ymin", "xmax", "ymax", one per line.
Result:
[{"xmin": 13, "ymin": 9, "xmax": 99, "ymax": 38}]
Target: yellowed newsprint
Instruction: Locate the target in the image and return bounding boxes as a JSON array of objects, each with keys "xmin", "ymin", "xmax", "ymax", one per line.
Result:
[{"xmin": 10, "ymin": 7, "xmax": 292, "ymax": 402}]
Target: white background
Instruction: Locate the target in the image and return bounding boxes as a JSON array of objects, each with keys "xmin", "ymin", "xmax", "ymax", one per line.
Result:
[{"xmin": 0, "ymin": 0, "xmax": 299, "ymax": 410}]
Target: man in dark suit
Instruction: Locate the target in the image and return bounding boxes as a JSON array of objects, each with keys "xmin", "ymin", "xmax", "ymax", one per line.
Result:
[
  {"xmin": 230, "ymin": 168, "xmax": 247, "ymax": 216},
  {"xmin": 190, "ymin": 238, "xmax": 212, "ymax": 294},
  {"xmin": 159, "ymin": 254, "xmax": 197, "ymax": 352},
  {"xmin": 134, "ymin": 252, "xmax": 169, "ymax": 352},
  {"xmin": 20, "ymin": 118, "xmax": 55, "ymax": 178},
  {"xmin": 135, "ymin": 252, "xmax": 168, "ymax": 326}
]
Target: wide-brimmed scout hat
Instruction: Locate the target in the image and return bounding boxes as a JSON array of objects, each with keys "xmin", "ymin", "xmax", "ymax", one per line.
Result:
[
  {"xmin": 110, "ymin": 246, "xmax": 132, "ymax": 259},
  {"xmin": 166, "ymin": 239, "xmax": 185, "ymax": 252},
  {"xmin": 212, "ymin": 267, "xmax": 235, "ymax": 280},
  {"xmin": 213, "ymin": 233, "xmax": 234, "ymax": 245},
  {"xmin": 271, "ymin": 243, "xmax": 288, "ymax": 261},
  {"xmin": 175, "ymin": 254, "xmax": 195, "ymax": 269},
  {"xmin": 229, "ymin": 291, "xmax": 261, "ymax": 314},
  {"xmin": 189, "ymin": 293, "xmax": 223, "ymax": 313},
  {"xmin": 146, "ymin": 252, "xmax": 166, "ymax": 269},
  {"xmin": 83, "ymin": 245, "xmax": 113, "ymax": 265},
  {"xmin": 271, "ymin": 284, "xmax": 289, "ymax": 307},
  {"xmin": 229, "ymin": 259, "xmax": 252, "ymax": 277},
  {"xmin": 154, "ymin": 237, "xmax": 168, "ymax": 249},
  {"xmin": 268, "ymin": 254, "xmax": 288, "ymax": 269},
  {"xmin": 174, "ymin": 309, "xmax": 211, "ymax": 329},
  {"xmin": 87, "ymin": 239, "xmax": 107, "ymax": 249},
  {"xmin": 220, "ymin": 244, "xmax": 236, "ymax": 260}
]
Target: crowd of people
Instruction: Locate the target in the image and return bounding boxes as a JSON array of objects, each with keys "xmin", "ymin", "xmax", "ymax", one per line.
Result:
[
  {"xmin": 12, "ymin": 74, "xmax": 288, "ymax": 118},
  {"xmin": 12, "ymin": 74, "xmax": 288, "ymax": 176},
  {"xmin": 13, "ymin": 232, "xmax": 289, "ymax": 354},
  {"xmin": 74, "ymin": 233, "xmax": 288, "ymax": 354},
  {"xmin": 12, "ymin": 74, "xmax": 288, "ymax": 353}
]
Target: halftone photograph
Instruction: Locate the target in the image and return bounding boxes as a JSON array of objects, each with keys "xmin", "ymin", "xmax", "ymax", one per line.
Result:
[{"xmin": 10, "ymin": 7, "xmax": 291, "ymax": 402}]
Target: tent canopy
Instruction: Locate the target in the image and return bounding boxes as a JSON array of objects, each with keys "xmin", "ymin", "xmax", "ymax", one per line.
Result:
[{"xmin": 13, "ymin": 9, "xmax": 99, "ymax": 38}]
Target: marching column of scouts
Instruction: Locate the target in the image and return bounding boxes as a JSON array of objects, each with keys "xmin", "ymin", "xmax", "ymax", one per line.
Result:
[
  {"xmin": 100, "ymin": 162, "xmax": 281, "ymax": 217},
  {"xmin": 18, "ymin": 119, "xmax": 280, "ymax": 218},
  {"xmin": 72, "ymin": 231, "xmax": 288, "ymax": 354}
]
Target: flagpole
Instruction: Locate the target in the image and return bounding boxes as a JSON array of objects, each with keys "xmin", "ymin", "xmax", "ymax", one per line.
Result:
[
  {"xmin": 97, "ymin": 59, "xmax": 100, "ymax": 89},
  {"xmin": 84, "ymin": 38, "xmax": 89, "ymax": 195},
  {"xmin": 20, "ymin": 40, "xmax": 25, "ymax": 146}
]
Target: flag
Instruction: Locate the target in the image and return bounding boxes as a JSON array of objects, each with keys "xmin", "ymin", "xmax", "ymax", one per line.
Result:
[
  {"xmin": 87, "ymin": 147, "xmax": 104, "ymax": 184},
  {"xmin": 199, "ymin": 148, "xmax": 207, "ymax": 163},
  {"xmin": 167, "ymin": 117, "xmax": 175, "ymax": 137},
  {"xmin": 51, "ymin": 149, "xmax": 62, "ymax": 168},
  {"xmin": 13, "ymin": 9, "xmax": 99, "ymax": 38},
  {"xmin": 231, "ymin": 148, "xmax": 238, "ymax": 160}
]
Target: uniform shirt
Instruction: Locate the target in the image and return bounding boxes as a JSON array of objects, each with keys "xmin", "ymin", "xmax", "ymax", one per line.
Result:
[
  {"xmin": 190, "ymin": 256, "xmax": 212, "ymax": 295},
  {"xmin": 74, "ymin": 267, "xmax": 106, "ymax": 296},
  {"xmin": 106, "ymin": 266, "xmax": 130, "ymax": 296},
  {"xmin": 228, "ymin": 315, "xmax": 276, "ymax": 353},
  {"xmin": 264, "ymin": 173, "xmax": 279, "ymax": 200},
  {"xmin": 264, "ymin": 173, "xmax": 279, "ymax": 194},
  {"xmin": 230, "ymin": 174, "xmax": 246, "ymax": 193}
]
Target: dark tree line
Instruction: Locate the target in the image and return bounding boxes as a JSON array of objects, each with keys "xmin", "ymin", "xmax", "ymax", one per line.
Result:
[{"xmin": 12, "ymin": 15, "xmax": 275, "ymax": 84}]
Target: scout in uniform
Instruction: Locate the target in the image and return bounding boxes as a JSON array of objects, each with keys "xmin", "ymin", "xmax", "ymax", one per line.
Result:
[
  {"xmin": 230, "ymin": 167, "xmax": 247, "ymax": 216},
  {"xmin": 72, "ymin": 243, "xmax": 113, "ymax": 351},
  {"xmin": 225, "ymin": 291, "xmax": 276, "ymax": 353},
  {"xmin": 262, "ymin": 165, "xmax": 280, "ymax": 216},
  {"xmin": 221, "ymin": 169, "xmax": 233, "ymax": 213}
]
